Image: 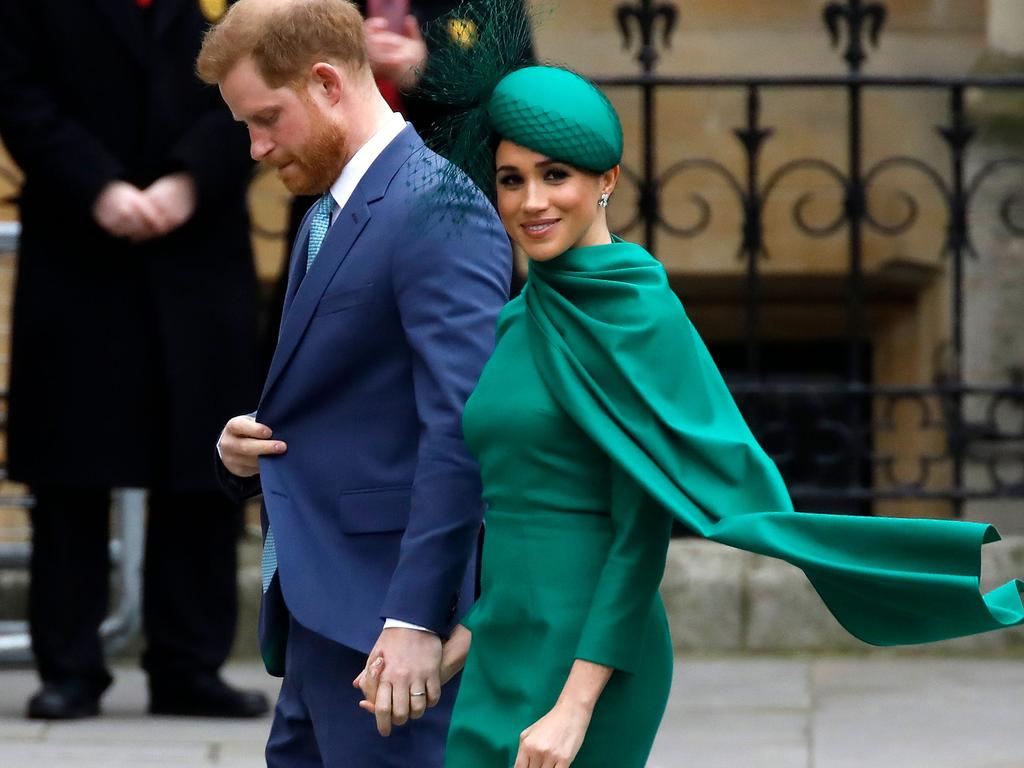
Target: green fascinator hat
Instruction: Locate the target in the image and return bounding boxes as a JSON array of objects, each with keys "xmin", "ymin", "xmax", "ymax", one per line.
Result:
[
  {"xmin": 487, "ymin": 66, "xmax": 623, "ymax": 174},
  {"xmin": 415, "ymin": 1, "xmax": 621, "ymax": 196}
]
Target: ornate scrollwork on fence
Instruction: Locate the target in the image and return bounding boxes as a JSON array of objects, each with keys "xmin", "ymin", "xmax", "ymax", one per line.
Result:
[
  {"xmin": 760, "ymin": 158, "xmax": 850, "ymax": 240},
  {"xmin": 861, "ymin": 157, "xmax": 949, "ymax": 239},
  {"xmin": 656, "ymin": 158, "xmax": 745, "ymax": 238},
  {"xmin": 968, "ymin": 158, "xmax": 1024, "ymax": 240}
]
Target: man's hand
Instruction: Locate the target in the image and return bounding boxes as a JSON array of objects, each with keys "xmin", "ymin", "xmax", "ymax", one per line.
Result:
[
  {"xmin": 354, "ymin": 625, "xmax": 470, "ymax": 718},
  {"xmin": 217, "ymin": 414, "xmax": 287, "ymax": 478},
  {"xmin": 142, "ymin": 172, "xmax": 197, "ymax": 237},
  {"xmin": 359, "ymin": 627, "xmax": 442, "ymax": 736},
  {"xmin": 92, "ymin": 181, "xmax": 163, "ymax": 241},
  {"xmin": 364, "ymin": 15, "xmax": 428, "ymax": 91}
]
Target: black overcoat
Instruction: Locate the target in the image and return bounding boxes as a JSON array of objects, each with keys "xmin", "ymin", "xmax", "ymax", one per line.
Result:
[{"xmin": 0, "ymin": 0, "xmax": 259, "ymax": 491}]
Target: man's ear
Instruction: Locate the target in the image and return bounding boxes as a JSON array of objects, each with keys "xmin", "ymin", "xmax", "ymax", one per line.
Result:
[{"xmin": 309, "ymin": 62, "xmax": 344, "ymax": 106}]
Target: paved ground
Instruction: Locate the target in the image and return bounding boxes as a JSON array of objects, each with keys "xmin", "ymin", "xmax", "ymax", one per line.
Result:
[{"xmin": 0, "ymin": 656, "xmax": 1021, "ymax": 767}]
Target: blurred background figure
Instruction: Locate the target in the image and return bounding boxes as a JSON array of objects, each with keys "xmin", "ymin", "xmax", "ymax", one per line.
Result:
[
  {"xmin": 264, "ymin": 0, "xmax": 533, "ymax": 369},
  {"xmin": 0, "ymin": 0, "xmax": 266, "ymax": 720}
]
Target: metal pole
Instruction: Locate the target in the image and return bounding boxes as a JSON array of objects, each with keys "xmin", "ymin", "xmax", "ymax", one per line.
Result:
[
  {"xmin": 939, "ymin": 86, "xmax": 973, "ymax": 518},
  {"xmin": 0, "ymin": 489, "xmax": 145, "ymax": 663}
]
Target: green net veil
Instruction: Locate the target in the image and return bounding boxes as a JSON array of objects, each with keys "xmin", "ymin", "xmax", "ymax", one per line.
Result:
[
  {"xmin": 412, "ymin": 0, "xmax": 622, "ymax": 200},
  {"xmin": 412, "ymin": 0, "xmax": 535, "ymax": 197}
]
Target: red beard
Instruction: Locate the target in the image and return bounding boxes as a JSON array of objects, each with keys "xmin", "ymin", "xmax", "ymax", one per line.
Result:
[{"xmin": 275, "ymin": 109, "xmax": 348, "ymax": 196}]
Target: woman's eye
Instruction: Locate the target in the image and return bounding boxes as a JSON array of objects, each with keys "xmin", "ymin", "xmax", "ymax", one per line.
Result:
[
  {"xmin": 497, "ymin": 174, "xmax": 523, "ymax": 187},
  {"xmin": 544, "ymin": 168, "xmax": 570, "ymax": 182}
]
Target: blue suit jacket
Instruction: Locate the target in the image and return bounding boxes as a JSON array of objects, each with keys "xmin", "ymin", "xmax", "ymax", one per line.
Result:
[{"xmin": 230, "ymin": 126, "xmax": 510, "ymax": 671}]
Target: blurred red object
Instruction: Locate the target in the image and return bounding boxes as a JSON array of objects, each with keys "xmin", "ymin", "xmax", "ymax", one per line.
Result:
[
  {"xmin": 367, "ymin": 0, "xmax": 410, "ymax": 112},
  {"xmin": 367, "ymin": 0, "xmax": 408, "ymax": 33}
]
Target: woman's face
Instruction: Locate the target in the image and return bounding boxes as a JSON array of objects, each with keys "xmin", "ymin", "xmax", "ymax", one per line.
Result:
[{"xmin": 494, "ymin": 140, "xmax": 617, "ymax": 262}]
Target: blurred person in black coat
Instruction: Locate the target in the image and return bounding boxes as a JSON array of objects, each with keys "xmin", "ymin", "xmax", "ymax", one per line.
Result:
[
  {"xmin": 266, "ymin": 0, "xmax": 532, "ymax": 368},
  {"xmin": 0, "ymin": 0, "xmax": 267, "ymax": 720}
]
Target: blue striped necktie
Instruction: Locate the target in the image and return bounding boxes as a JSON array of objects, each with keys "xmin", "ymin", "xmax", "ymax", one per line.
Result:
[{"xmin": 261, "ymin": 191, "xmax": 336, "ymax": 594}]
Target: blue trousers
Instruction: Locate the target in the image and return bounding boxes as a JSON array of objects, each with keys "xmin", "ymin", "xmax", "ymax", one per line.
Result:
[{"xmin": 266, "ymin": 617, "xmax": 458, "ymax": 768}]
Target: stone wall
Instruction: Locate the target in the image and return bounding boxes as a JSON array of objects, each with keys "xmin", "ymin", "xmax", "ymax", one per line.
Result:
[{"xmin": 661, "ymin": 534, "xmax": 1024, "ymax": 653}]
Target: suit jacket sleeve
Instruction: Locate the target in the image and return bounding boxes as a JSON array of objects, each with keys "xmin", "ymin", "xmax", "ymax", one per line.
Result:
[
  {"xmin": 214, "ymin": 446, "xmax": 263, "ymax": 504},
  {"xmin": 0, "ymin": 1, "xmax": 123, "ymax": 211},
  {"xmin": 381, "ymin": 197, "xmax": 511, "ymax": 633},
  {"xmin": 572, "ymin": 468, "xmax": 673, "ymax": 674}
]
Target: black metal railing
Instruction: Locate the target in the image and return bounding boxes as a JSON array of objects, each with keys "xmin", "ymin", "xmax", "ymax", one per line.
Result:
[{"xmin": 604, "ymin": 0, "xmax": 1024, "ymax": 514}]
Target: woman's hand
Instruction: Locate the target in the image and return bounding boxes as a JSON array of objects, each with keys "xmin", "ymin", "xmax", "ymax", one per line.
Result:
[
  {"xmin": 513, "ymin": 700, "xmax": 592, "ymax": 768},
  {"xmin": 513, "ymin": 658, "xmax": 612, "ymax": 767},
  {"xmin": 352, "ymin": 653, "xmax": 385, "ymax": 707},
  {"xmin": 440, "ymin": 624, "xmax": 471, "ymax": 684}
]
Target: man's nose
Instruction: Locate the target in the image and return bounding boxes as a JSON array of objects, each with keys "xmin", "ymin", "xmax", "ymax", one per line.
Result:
[{"xmin": 249, "ymin": 128, "xmax": 272, "ymax": 161}]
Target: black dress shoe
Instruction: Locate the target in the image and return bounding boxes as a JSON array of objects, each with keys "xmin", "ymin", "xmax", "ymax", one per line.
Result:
[
  {"xmin": 26, "ymin": 683, "xmax": 101, "ymax": 720},
  {"xmin": 149, "ymin": 674, "xmax": 269, "ymax": 718}
]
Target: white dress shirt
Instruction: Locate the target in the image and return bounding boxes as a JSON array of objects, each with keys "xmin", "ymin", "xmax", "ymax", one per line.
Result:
[{"xmin": 327, "ymin": 111, "xmax": 407, "ymax": 223}]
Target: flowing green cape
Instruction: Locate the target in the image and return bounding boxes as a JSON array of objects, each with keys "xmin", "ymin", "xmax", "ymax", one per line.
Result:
[{"xmin": 524, "ymin": 238, "xmax": 1024, "ymax": 646}]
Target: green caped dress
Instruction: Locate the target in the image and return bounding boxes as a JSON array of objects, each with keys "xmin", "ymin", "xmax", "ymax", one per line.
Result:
[{"xmin": 446, "ymin": 238, "xmax": 1024, "ymax": 768}]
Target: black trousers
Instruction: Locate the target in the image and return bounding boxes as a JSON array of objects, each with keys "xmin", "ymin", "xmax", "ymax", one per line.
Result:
[{"xmin": 29, "ymin": 486, "xmax": 242, "ymax": 693}]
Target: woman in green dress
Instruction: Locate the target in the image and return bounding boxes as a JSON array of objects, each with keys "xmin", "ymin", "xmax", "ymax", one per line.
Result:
[
  {"xmin": 357, "ymin": 43, "xmax": 1024, "ymax": 768},
  {"xmin": 445, "ymin": 64, "xmax": 1023, "ymax": 768},
  {"xmin": 439, "ymin": 69, "xmax": 675, "ymax": 768}
]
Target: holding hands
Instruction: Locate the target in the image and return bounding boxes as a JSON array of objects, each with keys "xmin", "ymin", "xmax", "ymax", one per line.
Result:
[
  {"xmin": 354, "ymin": 627, "xmax": 442, "ymax": 736},
  {"xmin": 92, "ymin": 172, "xmax": 196, "ymax": 242},
  {"xmin": 354, "ymin": 624, "xmax": 471, "ymax": 736},
  {"xmin": 355, "ymin": 627, "xmax": 600, "ymax": 766}
]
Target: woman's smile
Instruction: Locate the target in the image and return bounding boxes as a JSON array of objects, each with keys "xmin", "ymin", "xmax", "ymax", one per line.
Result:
[{"xmin": 521, "ymin": 218, "xmax": 561, "ymax": 238}]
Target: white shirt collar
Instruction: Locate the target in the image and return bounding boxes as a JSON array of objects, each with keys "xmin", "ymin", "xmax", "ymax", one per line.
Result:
[{"xmin": 328, "ymin": 112, "xmax": 408, "ymax": 220}]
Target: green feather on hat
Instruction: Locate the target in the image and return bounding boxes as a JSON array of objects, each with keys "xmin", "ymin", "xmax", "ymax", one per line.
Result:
[{"xmin": 414, "ymin": 0, "xmax": 623, "ymax": 197}]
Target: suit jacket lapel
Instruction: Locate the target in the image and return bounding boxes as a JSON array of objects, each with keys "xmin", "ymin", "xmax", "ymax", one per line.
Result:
[
  {"xmin": 280, "ymin": 217, "xmax": 312, "ymax": 323},
  {"xmin": 93, "ymin": 0, "xmax": 148, "ymax": 65},
  {"xmin": 258, "ymin": 191, "xmax": 372, "ymax": 408},
  {"xmin": 257, "ymin": 125, "xmax": 425, "ymax": 409}
]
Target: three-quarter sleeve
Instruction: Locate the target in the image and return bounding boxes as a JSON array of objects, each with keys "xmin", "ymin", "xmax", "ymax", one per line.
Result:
[{"xmin": 573, "ymin": 467, "xmax": 672, "ymax": 674}]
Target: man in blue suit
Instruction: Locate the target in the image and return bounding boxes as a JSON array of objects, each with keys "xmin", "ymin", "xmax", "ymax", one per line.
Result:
[{"xmin": 198, "ymin": 0, "xmax": 510, "ymax": 764}]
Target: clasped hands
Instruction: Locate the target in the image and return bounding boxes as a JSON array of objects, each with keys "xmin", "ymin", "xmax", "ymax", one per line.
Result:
[
  {"xmin": 353, "ymin": 624, "xmax": 470, "ymax": 737},
  {"xmin": 91, "ymin": 173, "xmax": 196, "ymax": 242}
]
